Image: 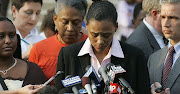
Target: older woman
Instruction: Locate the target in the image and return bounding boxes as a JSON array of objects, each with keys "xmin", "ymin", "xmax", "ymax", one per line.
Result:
[
  {"xmin": 11, "ymin": 0, "xmax": 45, "ymax": 60},
  {"xmin": 0, "ymin": 17, "xmax": 46, "ymax": 91},
  {"xmin": 28, "ymin": 0, "xmax": 88, "ymax": 84}
]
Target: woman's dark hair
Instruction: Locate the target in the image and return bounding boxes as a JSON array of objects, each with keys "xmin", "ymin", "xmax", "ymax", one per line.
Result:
[
  {"xmin": 86, "ymin": 1, "xmax": 117, "ymax": 26},
  {"xmin": 40, "ymin": 8, "xmax": 57, "ymax": 33},
  {"xmin": 12, "ymin": 0, "xmax": 43, "ymax": 11},
  {"xmin": 133, "ymin": 2, "xmax": 143, "ymax": 20},
  {"xmin": 0, "ymin": 16, "xmax": 14, "ymax": 26}
]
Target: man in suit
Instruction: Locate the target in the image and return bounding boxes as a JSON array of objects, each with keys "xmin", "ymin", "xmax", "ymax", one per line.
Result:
[
  {"xmin": 126, "ymin": 0, "xmax": 166, "ymax": 59},
  {"xmin": 54, "ymin": 1, "xmax": 150, "ymax": 94},
  {"xmin": 148, "ymin": 0, "xmax": 180, "ymax": 93}
]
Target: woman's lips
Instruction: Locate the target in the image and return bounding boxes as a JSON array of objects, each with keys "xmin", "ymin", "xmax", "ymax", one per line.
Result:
[{"xmin": 4, "ymin": 47, "xmax": 13, "ymax": 51}]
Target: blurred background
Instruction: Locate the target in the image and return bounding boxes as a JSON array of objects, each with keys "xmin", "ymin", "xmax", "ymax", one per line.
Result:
[{"xmin": 5, "ymin": 0, "xmax": 119, "ymax": 32}]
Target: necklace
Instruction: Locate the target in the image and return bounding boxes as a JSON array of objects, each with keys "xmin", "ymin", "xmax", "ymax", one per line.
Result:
[{"xmin": 0, "ymin": 58, "xmax": 17, "ymax": 75}]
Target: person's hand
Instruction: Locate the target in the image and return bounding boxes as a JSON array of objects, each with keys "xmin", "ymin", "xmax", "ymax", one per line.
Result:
[
  {"xmin": 151, "ymin": 82, "xmax": 170, "ymax": 94},
  {"xmin": 22, "ymin": 43, "xmax": 34, "ymax": 60},
  {"xmin": 17, "ymin": 84, "xmax": 44, "ymax": 94}
]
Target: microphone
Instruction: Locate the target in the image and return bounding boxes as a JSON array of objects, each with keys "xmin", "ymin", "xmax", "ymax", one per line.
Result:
[
  {"xmin": 106, "ymin": 63, "xmax": 126, "ymax": 82},
  {"xmin": 91, "ymin": 80, "xmax": 97, "ymax": 94},
  {"xmin": 43, "ymin": 71, "xmax": 63, "ymax": 85},
  {"xmin": 84, "ymin": 65, "xmax": 101, "ymax": 83},
  {"xmin": 61, "ymin": 75, "xmax": 81, "ymax": 94},
  {"xmin": 106, "ymin": 63, "xmax": 134, "ymax": 94},
  {"xmin": 98, "ymin": 67, "xmax": 110, "ymax": 86},
  {"xmin": 106, "ymin": 63, "xmax": 126, "ymax": 74},
  {"xmin": 118, "ymin": 78, "xmax": 135, "ymax": 94},
  {"xmin": 84, "ymin": 65, "xmax": 100, "ymax": 94},
  {"xmin": 81, "ymin": 77, "xmax": 93, "ymax": 94},
  {"xmin": 109, "ymin": 83, "xmax": 121, "ymax": 94}
]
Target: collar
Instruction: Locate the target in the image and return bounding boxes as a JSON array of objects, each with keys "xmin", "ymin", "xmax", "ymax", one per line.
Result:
[
  {"xmin": 78, "ymin": 36, "xmax": 124, "ymax": 58},
  {"xmin": 168, "ymin": 41, "xmax": 180, "ymax": 55},
  {"xmin": 16, "ymin": 28, "xmax": 39, "ymax": 39},
  {"xmin": 143, "ymin": 18, "xmax": 161, "ymax": 37}
]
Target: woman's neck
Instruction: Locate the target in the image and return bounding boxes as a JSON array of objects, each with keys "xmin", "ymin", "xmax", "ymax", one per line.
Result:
[
  {"xmin": 94, "ymin": 47, "xmax": 110, "ymax": 64},
  {"xmin": 15, "ymin": 24, "xmax": 31, "ymax": 39},
  {"xmin": 57, "ymin": 32, "xmax": 83, "ymax": 44},
  {"xmin": 0, "ymin": 57, "xmax": 15, "ymax": 70},
  {"xmin": 18, "ymin": 28, "xmax": 31, "ymax": 39}
]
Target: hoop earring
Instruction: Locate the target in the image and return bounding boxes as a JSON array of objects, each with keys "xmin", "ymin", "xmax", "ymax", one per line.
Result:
[{"xmin": 55, "ymin": 26, "xmax": 57, "ymax": 31}]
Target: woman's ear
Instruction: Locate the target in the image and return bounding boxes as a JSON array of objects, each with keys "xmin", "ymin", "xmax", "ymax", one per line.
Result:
[
  {"xmin": 12, "ymin": 6, "xmax": 17, "ymax": 19},
  {"xmin": 53, "ymin": 15, "xmax": 57, "ymax": 26},
  {"xmin": 85, "ymin": 22, "xmax": 88, "ymax": 30}
]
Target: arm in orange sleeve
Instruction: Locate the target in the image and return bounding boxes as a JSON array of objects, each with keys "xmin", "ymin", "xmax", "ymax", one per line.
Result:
[{"xmin": 28, "ymin": 44, "xmax": 39, "ymax": 64}]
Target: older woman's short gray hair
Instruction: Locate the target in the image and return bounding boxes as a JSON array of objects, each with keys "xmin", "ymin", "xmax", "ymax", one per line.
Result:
[
  {"xmin": 54, "ymin": 0, "xmax": 87, "ymax": 18},
  {"xmin": 160, "ymin": 0, "xmax": 180, "ymax": 4}
]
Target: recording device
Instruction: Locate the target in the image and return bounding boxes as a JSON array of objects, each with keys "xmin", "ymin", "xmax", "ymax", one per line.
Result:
[
  {"xmin": 154, "ymin": 86, "xmax": 163, "ymax": 93},
  {"xmin": 98, "ymin": 67, "xmax": 110, "ymax": 86},
  {"xmin": 61, "ymin": 75, "xmax": 81, "ymax": 94},
  {"xmin": 43, "ymin": 71, "xmax": 63, "ymax": 85},
  {"xmin": 81, "ymin": 77, "xmax": 93, "ymax": 94},
  {"xmin": 118, "ymin": 78, "xmax": 135, "ymax": 94}
]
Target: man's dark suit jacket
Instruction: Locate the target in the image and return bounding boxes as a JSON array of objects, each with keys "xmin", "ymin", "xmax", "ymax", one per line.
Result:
[
  {"xmin": 54, "ymin": 40, "xmax": 150, "ymax": 94},
  {"xmin": 126, "ymin": 22, "xmax": 161, "ymax": 60}
]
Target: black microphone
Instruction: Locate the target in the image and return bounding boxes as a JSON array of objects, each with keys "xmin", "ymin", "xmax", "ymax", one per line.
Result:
[
  {"xmin": 98, "ymin": 67, "xmax": 110, "ymax": 86},
  {"xmin": 61, "ymin": 75, "xmax": 81, "ymax": 94},
  {"xmin": 119, "ymin": 78, "xmax": 135, "ymax": 94}
]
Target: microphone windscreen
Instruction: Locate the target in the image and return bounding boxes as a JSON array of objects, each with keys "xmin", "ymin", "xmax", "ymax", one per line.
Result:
[
  {"xmin": 98, "ymin": 67, "xmax": 110, "ymax": 85},
  {"xmin": 81, "ymin": 77, "xmax": 91, "ymax": 87}
]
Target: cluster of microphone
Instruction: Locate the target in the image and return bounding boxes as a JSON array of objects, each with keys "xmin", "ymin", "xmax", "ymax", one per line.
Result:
[{"xmin": 59, "ymin": 63, "xmax": 135, "ymax": 94}]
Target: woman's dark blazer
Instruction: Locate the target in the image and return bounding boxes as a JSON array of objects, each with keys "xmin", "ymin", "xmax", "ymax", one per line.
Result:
[{"xmin": 54, "ymin": 40, "xmax": 150, "ymax": 94}]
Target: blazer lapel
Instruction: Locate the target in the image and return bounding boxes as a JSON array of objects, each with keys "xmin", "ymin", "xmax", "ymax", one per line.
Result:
[
  {"xmin": 154, "ymin": 46, "xmax": 168, "ymax": 83},
  {"xmin": 165, "ymin": 56, "xmax": 180, "ymax": 89},
  {"xmin": 142, "ymin": 23, "xmax": 161, "ymax": 51},
  {"xmin": 78, "ymin": 54, "xmax": 91, "ymax": 76}
]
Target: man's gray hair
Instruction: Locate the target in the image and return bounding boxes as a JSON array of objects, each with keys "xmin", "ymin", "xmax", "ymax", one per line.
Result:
[{"xmin": 54, "ymin": 0, "xmax": 87, "ymax": 18}]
